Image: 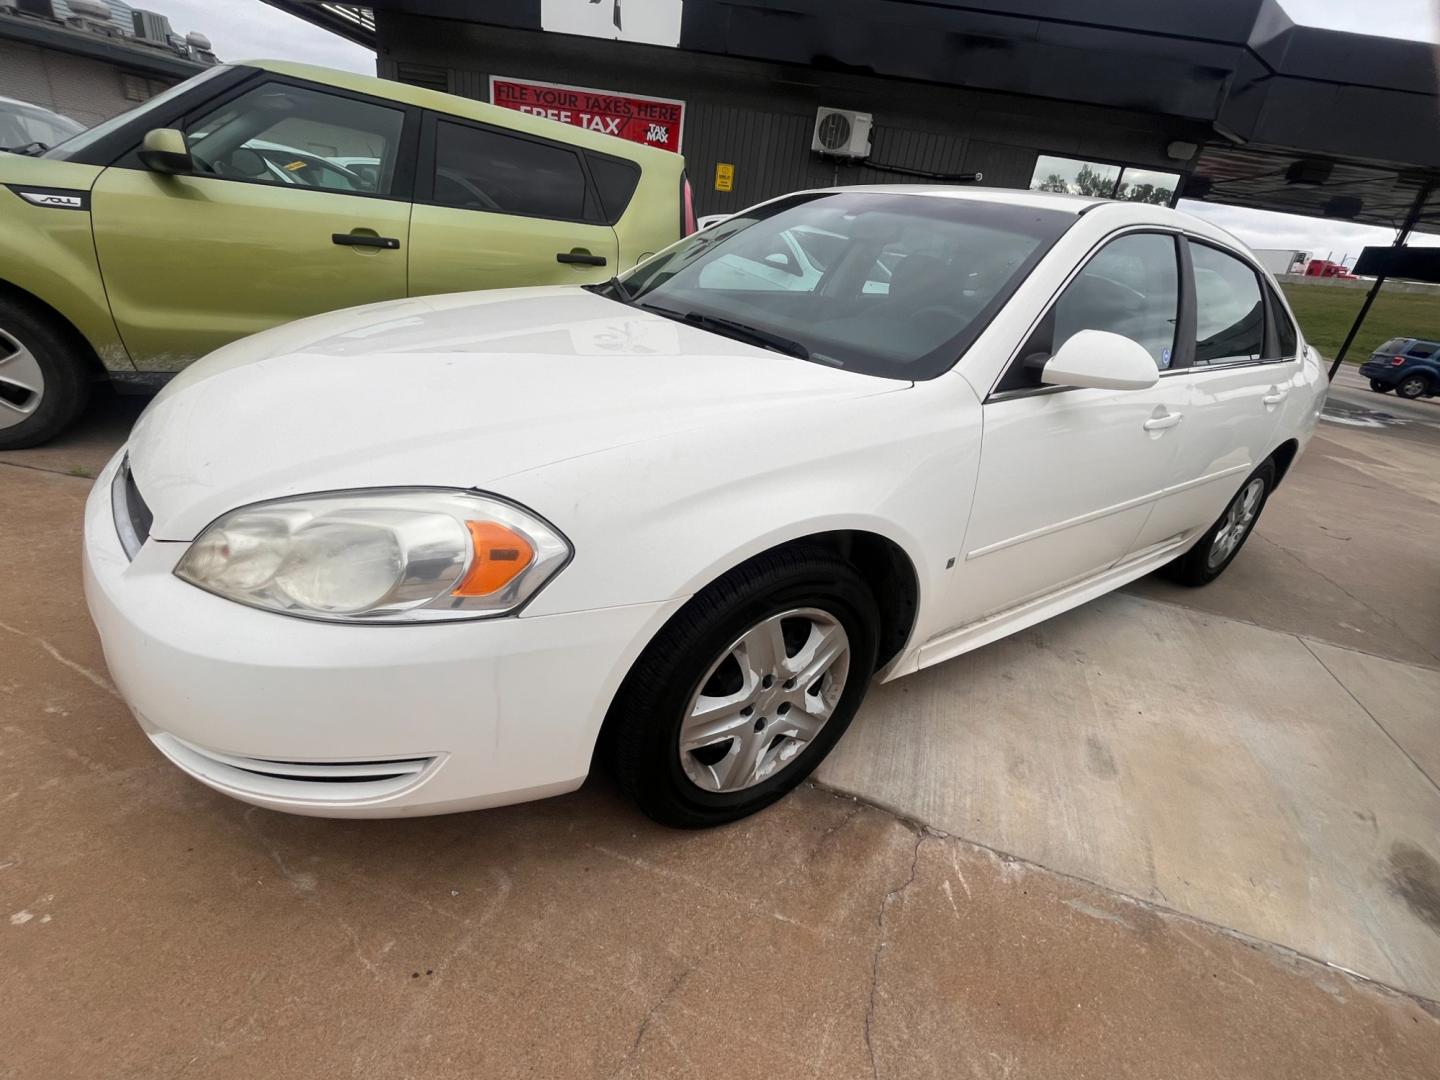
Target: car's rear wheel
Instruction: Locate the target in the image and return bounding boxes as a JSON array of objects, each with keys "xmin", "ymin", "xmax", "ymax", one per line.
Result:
[
  {"xmin": 1163, "ymin": 458, "xmax": 1276, "ymax": 587},
  {"xmin": 0, "ymin": 299, "xmax": 91, "ymax": 450},
  {"xmin": 606, "ymin": 545, "xmax": 879, "ymax": 828},
  {"xmin": 1396, "ymin": 374, "xmax": 1430, "ymax": 400},
  {"xmin": 1369, "ymin": 378, "xmax": 1391, "ymax": 393}
]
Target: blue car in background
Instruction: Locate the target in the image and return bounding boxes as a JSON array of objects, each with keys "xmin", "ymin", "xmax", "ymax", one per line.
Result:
[{"xmin": 1360, "ymin": 338, "xmax": 1440, "ymax": 399}]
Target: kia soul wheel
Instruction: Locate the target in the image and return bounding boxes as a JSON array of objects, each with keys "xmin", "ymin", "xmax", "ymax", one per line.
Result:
[
  {"xmin": 606, "ymin": 545, "xmax": 879, "ymax": 827},
  {"xmin": 0, "ymin": 300, "xmax": 90, "ymax": 451}
]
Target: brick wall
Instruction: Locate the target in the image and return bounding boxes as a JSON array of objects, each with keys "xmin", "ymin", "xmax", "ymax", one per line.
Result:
[{"xmin": 0, "ymin": 39, "xmax": 176, "ymax": 126}]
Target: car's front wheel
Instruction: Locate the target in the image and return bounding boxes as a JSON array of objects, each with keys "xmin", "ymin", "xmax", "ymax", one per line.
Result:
[
  {"xmin": 1369, "ymin": 378, "xmax": 1392, "ymax": 393},
  {"xmin": 606, "ymin": 545, "xmax": 879, "ymax": 827},
  {"xmin": 1396, "ymin": 374, "xmax": 1431, "ymax": 400},
  {"xmin": 1164, "ymin": 458, "xmax": 1276, "ymax": 587},
  {"xmin": 0, "ymin": 299, "xmax": 90, "ymax": 450}
]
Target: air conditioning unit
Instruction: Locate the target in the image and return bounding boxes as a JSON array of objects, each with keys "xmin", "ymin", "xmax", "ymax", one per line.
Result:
[
  {"xmin": 812, "ymin": 107, "xmax": 872, "ymax": 159},
  {"xmin": 131, "ymin": 8, "xmax": 172, "ymax": 44}
]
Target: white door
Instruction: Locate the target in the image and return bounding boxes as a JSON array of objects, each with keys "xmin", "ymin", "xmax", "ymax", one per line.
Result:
[
  {"xmin": 941, "ymin": 231, "xmax": 1185, "ymax": 630},
  {"xmin": 1137, "ymin": 241, "xmax": 1294, "ymax": 550}
]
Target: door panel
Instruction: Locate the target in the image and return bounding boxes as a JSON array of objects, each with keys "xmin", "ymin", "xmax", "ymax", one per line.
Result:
[
  {"xmin": 90, "ymin": 168, "xmax": 410, "ymax": 369},
  {"xmin": 1138, "ymin": 364, "xmax": 1290, "ymax": 548},
  {"xmin": 408, "ymin": 116, "xmax": 619, "ymax": 296},
  {"xmin": 944, "ymin": 383, "xmax": 1185, "ymax": 629},
  {"xmin": 1134, "ymin": 241, "xmax": 1291, "ymax": 553},
  {"xmin": 407, "ymin": 205, "xmax": 618, "ymax": 296}
]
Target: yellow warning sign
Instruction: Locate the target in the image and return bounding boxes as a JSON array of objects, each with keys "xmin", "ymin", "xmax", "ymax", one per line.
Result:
[{"xmin": 714, "ymin": 163, "xmax": 734, "ymax": 192}]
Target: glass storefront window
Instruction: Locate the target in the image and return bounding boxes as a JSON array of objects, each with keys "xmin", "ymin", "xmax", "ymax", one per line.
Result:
[{"xmin": 1030, "ymin": 155, "xmax": 1178, "ymax": 206}]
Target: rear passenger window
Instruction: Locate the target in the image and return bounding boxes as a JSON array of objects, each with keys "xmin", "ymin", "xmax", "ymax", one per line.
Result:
[
  {"xmin": 434, "ymin": 121, "xmax": 587, "ymax": 220},
  {"xmin": 1406, "ymin": 342, "xmax": 1437, "ymax": 357},
  {"xmin": 1190, "ymin": 242, "xmax": 1264, "ymax": 365},
  {"xmin": 585, "ymin": 152, "xmax": 640, "ymax": 224}
]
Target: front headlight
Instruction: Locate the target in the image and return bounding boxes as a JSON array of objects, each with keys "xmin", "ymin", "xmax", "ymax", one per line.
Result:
[{"xmin": 174, "ymin": 489, "xmax": 571, "ymax": 623}]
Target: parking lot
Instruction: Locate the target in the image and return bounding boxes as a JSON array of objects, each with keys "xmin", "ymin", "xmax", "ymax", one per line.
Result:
[{"xmin": 2, "ymin": 380, "xmax": 1437, "ymax": 1079}]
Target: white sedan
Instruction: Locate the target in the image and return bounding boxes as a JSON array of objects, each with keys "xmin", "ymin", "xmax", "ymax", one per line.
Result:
[{"xmin": 83, "ymin": 187, "xmax": 1326, "ymax": 827}]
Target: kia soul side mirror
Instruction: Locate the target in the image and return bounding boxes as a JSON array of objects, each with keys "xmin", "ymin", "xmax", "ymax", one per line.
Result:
[
  {"xmin": 1041, "ymin": 329, "xmax": 1160, "ymax": 391},
  {"xmin": 138, "ymin": 128, "xmax": 194, "ymax": 175}
]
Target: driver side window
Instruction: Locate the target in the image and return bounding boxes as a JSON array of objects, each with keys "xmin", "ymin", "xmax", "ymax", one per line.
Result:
[
  {"xmin": 997, "ymin": 232, "xmax": 1179, "ymax": 392},
  {"xmin": 184, "ymin": 82, "xmax": 405, "ymax": 196}
]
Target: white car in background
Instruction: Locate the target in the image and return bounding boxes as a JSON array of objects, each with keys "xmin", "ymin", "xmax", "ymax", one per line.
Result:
[
  {"xmin": 83, "ymin": 187, "xmax": 1326, "ymax": 827},
  {"xmin": 0, "ymin": 95, "xmax": 84, "ymax": 153}
]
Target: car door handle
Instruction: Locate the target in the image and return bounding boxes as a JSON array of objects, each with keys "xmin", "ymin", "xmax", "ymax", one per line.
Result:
[
  {"xmin": 1262, "ymin": 389, "xmax": 1289, "ymax": 407},
  {"xmin": 556, "ymin": 251, "xmax": 607, "ymax": 266},
  {"xmin": 332, "ymin": 233, "xmax": 400, "ymax": 250},
  {"xmin": 1143, "ymin": 412, "xmax": 1183, "ymax": 431}
]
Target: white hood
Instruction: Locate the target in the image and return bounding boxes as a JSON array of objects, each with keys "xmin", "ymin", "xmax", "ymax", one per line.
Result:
[{"xmin": 128, "ymin": 287, "xmax": 904, "ymax": 539}]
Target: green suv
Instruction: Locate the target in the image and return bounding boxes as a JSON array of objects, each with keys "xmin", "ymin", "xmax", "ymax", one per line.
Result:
[{"xmin": 0, "ymin": 61, "xmax": 692, "ymax": 448}]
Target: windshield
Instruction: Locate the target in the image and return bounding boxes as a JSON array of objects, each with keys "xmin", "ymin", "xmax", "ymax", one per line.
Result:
[
  {"xmin": 617, "ymin": 191, "xmax": 1073, "ymax": 380},
  {"xmin": 42, "ymin": 65, "xmax": 234, "ymax": 161}
]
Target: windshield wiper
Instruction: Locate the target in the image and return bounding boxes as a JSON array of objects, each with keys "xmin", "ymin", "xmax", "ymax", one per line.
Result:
[
  {"xmin": 640, "ymin": 305, "xmax": 810, "ymax": 360},
  {"xmin": 1, "ymin": 142, "xmax": 47, "ymax": 156},
  {"xmin": 582, "ymin": 276, "xmax": 632, "ymax": 304}
]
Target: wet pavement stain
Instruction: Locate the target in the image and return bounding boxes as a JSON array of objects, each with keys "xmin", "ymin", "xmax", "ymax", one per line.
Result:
[{"xmin": 1387, "ymin": 842, "xmax": 1440, "ymax": 934}]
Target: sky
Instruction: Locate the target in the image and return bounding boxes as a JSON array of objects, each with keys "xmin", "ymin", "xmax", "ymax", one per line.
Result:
[{"xmin": 144, "ymin": 0, "xmax": 1439, "ymax": 261}]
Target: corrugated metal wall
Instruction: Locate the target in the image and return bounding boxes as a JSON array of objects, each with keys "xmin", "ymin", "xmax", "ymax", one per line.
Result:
[{"xmin": 376, "ymin": 13, "xmax": 1202, "ymax": 217}]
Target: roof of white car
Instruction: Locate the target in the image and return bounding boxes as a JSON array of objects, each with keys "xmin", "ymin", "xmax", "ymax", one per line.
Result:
[{"xmin": 809, "ymin": 184, "xmax": 1251, "ymax": 253}]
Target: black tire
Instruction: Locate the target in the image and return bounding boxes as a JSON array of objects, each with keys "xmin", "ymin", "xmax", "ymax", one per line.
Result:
[
  {"xmin": 606, "ymin": 544, "xmax": 879, "ymax": 828},
  {"xmin": 1369, "ymin": 379, "xmax": 1391, "ymax": 393},
  {"xmin": 1396, "ymin": 374, "xmax": 1430, "ymax": 400},
  {"xmin": 1163, "ymin": 458, "xmax": 1276, "ymax": 587},
  {"xmin": 0, "ymin": 298, "xmax": 91, "ymax": 450}
]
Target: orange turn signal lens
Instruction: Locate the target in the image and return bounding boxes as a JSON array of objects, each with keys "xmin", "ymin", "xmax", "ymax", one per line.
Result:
[{"xmin": 453, "ymin": 521, "xmax": 534, "ymax": 597}]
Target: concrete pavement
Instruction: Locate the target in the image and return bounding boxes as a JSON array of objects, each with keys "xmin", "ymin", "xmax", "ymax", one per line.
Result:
[{"xmin": 2, "ymin": 388, "xmax": 1439, "ymax": 1078}]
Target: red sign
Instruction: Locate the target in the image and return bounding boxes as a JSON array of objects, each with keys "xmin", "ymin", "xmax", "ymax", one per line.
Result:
[{"xmin": 488, "ymin": 76, "xmax": 685, "ymax": 153}]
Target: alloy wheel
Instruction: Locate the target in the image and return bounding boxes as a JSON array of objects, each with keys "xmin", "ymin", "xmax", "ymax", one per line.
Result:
[
  {"xmin": 679, "ymin": 607, "xmax": 851, "ymax": 793},
  {"xmin": 1207, "ymin": 478, "xmax": 1265, "ymax": 569},
  {"xmin": 0, "ymin": 327, "xmax": 45, "ymax": 431}
]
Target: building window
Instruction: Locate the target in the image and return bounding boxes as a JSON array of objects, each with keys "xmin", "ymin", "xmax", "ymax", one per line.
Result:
[{"xmin": 1030, "ymin": 155, "xmax": 1178, "ymax": 205}]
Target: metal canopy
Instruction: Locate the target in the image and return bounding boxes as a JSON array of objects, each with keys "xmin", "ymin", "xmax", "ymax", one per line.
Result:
[
  {"xmin": 1186, "ymin": 145, "xmax": 1440, "ymax": 231},
  {"xmin": 266, "ymin": 0, "xmax": 1440, "ymax": 230}
]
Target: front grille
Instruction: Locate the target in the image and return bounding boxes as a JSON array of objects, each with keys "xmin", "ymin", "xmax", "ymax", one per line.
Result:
[
  {"xmin": 151, "ymin": 733, "xmax": 438, "ymax": 803},
  {"xmin": 111, "ymin": 455, "xmax": 152, "ymax": 560}
]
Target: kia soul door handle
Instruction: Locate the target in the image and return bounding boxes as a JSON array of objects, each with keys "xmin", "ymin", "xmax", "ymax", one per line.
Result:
[
  {"xmin": 333, "ymin": 232, "xmax": 400, "ymax": 250},
  {"xmin": 556, "ymin": 250, "xmax": 607, "ymax": 266},
  {"xmin": 1143, "ymin": 411, "xmax": 1184, "ymax": 431},
  {"xmin": 1262, "ymin": 388, "xmax": 1289, "ymax": 407}
]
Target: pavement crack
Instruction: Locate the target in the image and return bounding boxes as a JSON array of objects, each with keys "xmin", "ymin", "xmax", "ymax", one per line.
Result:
[
  {"xmin": 0, "ymin": 620, "xmax": 121, "ymax": 699},
  {"xmin": 615, "ymin": 954, "xmax": 702, "ymax": 1077},
  {"xmin": 864, "ymin": 829, "xmax": 926, "ymax": 1080},
  {"xmin": 1298, "ymin": 637, "xmax": 1440, "ymax": 796}
]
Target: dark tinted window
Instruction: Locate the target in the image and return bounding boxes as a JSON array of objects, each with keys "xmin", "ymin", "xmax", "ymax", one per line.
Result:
[
  {"xmin": 434, "ymin": 121, "xmax": 586, "ymax": 219},
  {"xmin": 585, "ymin": 152, "xmax": 640, "ymax": 223},
  {"xmin": 998, "ymin": 232, "xmax": 1178, "ymax": 392},
  {"xmin": 1405, "ymin": 341, "xmax": 1437, "ymax": 357},
  {"xmin": 1190, "ymin": 242, "xmax": 1264, "ymax": 366},
  {"xmin": 1270, "ymin": 288, "xmax": 1298, "ymax": 357}
]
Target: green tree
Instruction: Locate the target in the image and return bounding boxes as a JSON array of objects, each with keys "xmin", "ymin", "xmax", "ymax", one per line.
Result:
[
  {"xmin": 1035, "ymin": 173, "xmax": 1069, "ymax": 193},
  {"xmin": 1073, "ymin": 164, "xmax": 1115, "ymax": 197}
]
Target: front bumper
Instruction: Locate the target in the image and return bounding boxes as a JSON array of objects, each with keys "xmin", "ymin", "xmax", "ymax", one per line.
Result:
[{"xmin": 82, "ymin": 452, "xmax": 684, "ymax": 817}]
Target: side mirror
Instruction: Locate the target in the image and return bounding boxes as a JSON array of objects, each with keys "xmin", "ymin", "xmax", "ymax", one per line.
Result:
[
  {"xmin": 1041, "ymin": 329, "xmax": 1159, "ymax": 391},
  {"xmin": 138, "ymin": 128, "xmax": 194, "ymax": 175}
]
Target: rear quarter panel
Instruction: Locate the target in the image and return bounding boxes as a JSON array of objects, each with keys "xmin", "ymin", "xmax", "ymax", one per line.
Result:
[{"xmin": 612, "ymin": 152, "xmax": 685, "ymax": 271}]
